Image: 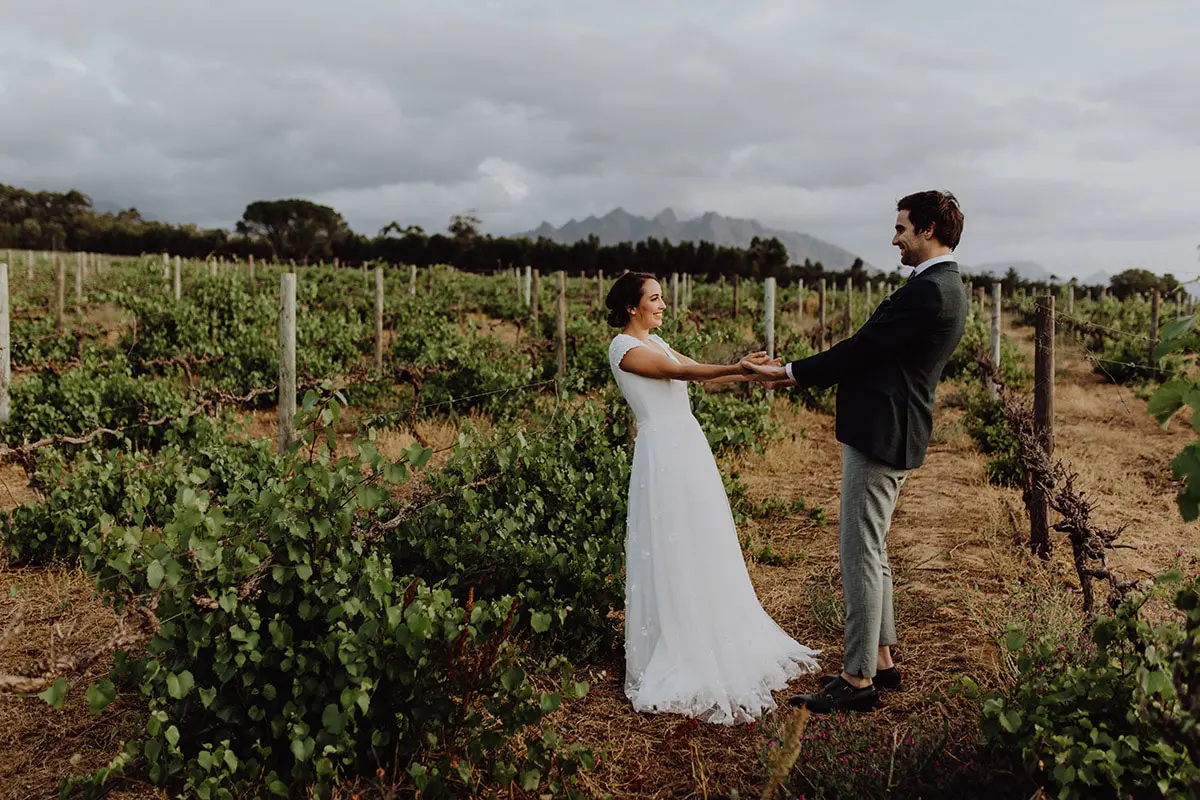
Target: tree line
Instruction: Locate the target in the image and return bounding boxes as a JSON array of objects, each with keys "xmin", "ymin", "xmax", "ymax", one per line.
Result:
[{"xmin": 0, "ymin": 182, "xmax": 1180, "ymax": 297}]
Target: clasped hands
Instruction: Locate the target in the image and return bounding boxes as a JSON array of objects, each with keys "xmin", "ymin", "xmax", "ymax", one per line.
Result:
[{"xmin": 737, "ymin": 351, "xmax": 797, "ymax": 388}]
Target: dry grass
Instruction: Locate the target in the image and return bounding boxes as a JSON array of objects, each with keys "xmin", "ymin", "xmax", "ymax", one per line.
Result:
[
  {"xmin": 80, "ymin": 302, "xmax": 135, "ymax": 348},
  {"xmin": 2, "ymin": 313, "xmax": 1196, "ymax": 797},
  {"xmin": 232, "ymin": 407, "xmax": 482, "ymax": 463},
  {"xmin": 0, "ymin": 464, "xmax": 37, "ymax": 514},
  {"xmin": 531, "ymin": 320, "xmax": 1199, "ymax": 797},
  {"xmin": 0, "ymin": 568, "xmax": 160, "ymax": 800},
  {"xmin": 464, "ymin": 312, "xmax": 522, "ymax": 346}
]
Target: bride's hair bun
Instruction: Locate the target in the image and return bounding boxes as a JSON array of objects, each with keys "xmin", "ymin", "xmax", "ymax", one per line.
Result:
[{"xmin": 604, "ymin": 271, "xmax": 658, "ymax": 328}]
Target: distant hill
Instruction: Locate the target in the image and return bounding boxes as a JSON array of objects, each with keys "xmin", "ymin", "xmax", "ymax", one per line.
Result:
[
  {"xmin": 963, "ymin": 262, "xmax": 1117, "ymax": 288},
  {"xmin": 516, "ymin": 207, "xmax": 873, "ymax": 271}
]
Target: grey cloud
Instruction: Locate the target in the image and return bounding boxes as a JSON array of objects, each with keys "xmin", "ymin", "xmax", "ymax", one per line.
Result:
[
  {"xmin": 0, "ymin": 0, "xmax": 1197, "ymax": 281},
  {"xmin": 1089, "ymin": 62, "xmax": 1200, "ymax": 147}
]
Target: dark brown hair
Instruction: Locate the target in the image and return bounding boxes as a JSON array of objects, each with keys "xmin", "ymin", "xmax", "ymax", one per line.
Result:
[
  {"xmin": 897, "ymin": 190, "xmax": 964, "ymax": 249},
  {"xmin": 604, "ymin": 271, "xmax": 659, "ymax": 328}
]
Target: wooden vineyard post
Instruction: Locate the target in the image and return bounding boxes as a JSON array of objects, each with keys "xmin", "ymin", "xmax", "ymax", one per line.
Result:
[
  {"xmin": 55, "ymin": 253, "xmax": 65, "ymax": 335},
  {"xmin": 1149, "ymin": 288, "xmax": 1160, "ymax": 376},
  {"xmin": 990, "ymin": 281, "xmax": 1002, "ymax": 397},
  {"xmin": 248, "ymin": 254, "xmax": 255, "ymax": 283},
  {"xmin": 796, "ymin": 279, "xmax": 805, "ymax": 324},
  {"xmin": 523, "ymin": 265, "xmax": 532, "ymax": 307},
  {"xmin": 163, "ymin": 252, "xmax": 170, "ymax": 280},
  {"xmin": 671, "ymin": 272, "xmax": 680, "ymax": 312},
  {"xmin": 818, "ymin": 278, "xmax": 827, "ymax": 352},
  {"xmin": 26, "ymin": 251, "xmax": 33, "ymax": 282},
  {"xmin": 865, "ymin": 279, "xmax": 872, "ymax": 312},
  {"xmin": 597, "ymin": 270, "xmax": 604, "ymax": 307},
  {"xmin": 1031, "ymin": 295, "xmax": 1055, "ymax": 559},
  {"xmin": 843, "ymin": 278, "xmax": 852, "ymax": 338},
  {"xmin": 1067, "ymin": 284, "xmax": 1075, "ymax": 315},
  {"xmin": 75, "ymin": 252, "xmax": 83, "ymax": 302},
  {"xmin": 409, "ymin": 264, "xmax": 417, "ymax": 296},
  {"xmin": 375, "ymin": 266, "xmax": 385, "ymax": 370},
  {"xmin": 532, "ymin": 269, "xmax": 541, "ymax": 321},
  {"xmin": 278, "ymin": 273, "xmax": 297, "ymax": 454},
  {"xmin": 0, "ymin": 261, "xmax": 9, "ymax": 425},
  {"xmin": 1176, "ymin": 288, "xmax": 1183, "ymax": 318},
  {"xmin": 764, "ymin": 277, "xmax": 776, "ymax": 360},
  {"xmin": 174, "ymin": 256, "xmax": 182, "ymax": 300},
  {"xmin": 556, "ymin": 271, "xmax": 567, "ymax": 379}
]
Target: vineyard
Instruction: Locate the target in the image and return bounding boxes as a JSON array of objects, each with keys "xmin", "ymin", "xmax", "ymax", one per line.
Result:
[{"xmin": 0, "ymin": 254, "xmax": 1197, "ymax": 799}]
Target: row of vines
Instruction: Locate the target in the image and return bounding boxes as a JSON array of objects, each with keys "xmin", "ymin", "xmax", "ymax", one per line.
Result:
[{"xmin": 1, "ymin": 257, "xmax": 1197, "ymax": 798}]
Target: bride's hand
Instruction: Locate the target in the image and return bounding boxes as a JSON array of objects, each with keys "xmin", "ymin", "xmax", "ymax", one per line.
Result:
[
  {"xmin": 738, "ymin": 351, "xmax": 772, "ymax": 373},
  {"xmin": 734, "ymin": 352, "xmax": 772, "ymax": 371},
  {"xmin": 741, "ymin": 359, "xmax": 788, "ymax": 380}
]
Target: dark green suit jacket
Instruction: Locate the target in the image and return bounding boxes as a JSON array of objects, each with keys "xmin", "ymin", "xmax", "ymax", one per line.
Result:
[{"xmin": 785, "ymin": 261, "xmax": 969, "ymax": 470}]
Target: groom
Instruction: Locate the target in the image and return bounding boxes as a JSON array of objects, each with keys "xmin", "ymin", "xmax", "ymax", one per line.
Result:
[{"xmin": 748, "ymin": 190, "xmax": 969, "ymax": 713}]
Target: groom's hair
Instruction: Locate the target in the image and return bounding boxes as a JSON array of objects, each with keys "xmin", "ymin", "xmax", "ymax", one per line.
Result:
[
  {"xmin": 605, "ymin": 271, "xmax": 658, "ymax": 328},
  {"xmin": 897, "ymin": 190, "xmax": 963, "ymax": 249}
]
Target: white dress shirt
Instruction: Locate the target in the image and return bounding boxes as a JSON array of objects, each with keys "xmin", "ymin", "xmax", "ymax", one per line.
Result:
[
  {"xmin": 784, "ymin": 253, "xmax": 956, "ymax": 381},
  {"xmin": 909, "ymin": 252, "xmax": 956, "ymax": 278}
]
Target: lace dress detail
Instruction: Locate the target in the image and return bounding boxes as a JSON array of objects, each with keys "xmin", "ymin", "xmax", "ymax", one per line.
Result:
[{"xmin": 608, "ymin": 334, "xmax": 820, "ymax": 724}]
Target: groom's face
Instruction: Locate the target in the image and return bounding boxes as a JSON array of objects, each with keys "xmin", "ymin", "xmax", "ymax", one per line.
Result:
[{"xmin": 892, "ymin": 210, "xmax": 932, "ymax": 267}]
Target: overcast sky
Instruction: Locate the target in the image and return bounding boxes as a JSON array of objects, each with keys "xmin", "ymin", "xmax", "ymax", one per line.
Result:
[{"xmin": 1, "ymin": 0, "xmax": 1198, "ymax": 279}]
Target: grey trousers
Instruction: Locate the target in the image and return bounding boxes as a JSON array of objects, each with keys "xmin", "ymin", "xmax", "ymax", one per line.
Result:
[{"xmin": 840, "ymin": 444, "xmax": 908, "ymax": 679}]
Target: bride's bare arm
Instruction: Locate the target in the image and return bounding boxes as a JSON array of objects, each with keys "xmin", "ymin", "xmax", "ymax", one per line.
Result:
[
  {"xmin": 620, "ymin": 346, "xmax": 765, "ymax": 382},
  {"xmin": 665, "ymin": 346, "xmax": 781, "ymax": 386}
]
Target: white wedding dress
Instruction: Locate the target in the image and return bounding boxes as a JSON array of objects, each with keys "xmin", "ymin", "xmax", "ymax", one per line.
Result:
[{"xmin": 609, "ymin": 333, "xmax": 821, "ymax": 725}]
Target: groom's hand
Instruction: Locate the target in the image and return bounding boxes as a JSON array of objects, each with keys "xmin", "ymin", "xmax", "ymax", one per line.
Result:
[
  {"xmin": 743, "ymin": 359, "xmax": 788, "ymax": 381},
  {"xmin": 738, "ymin": 351, "xmax": 772, "ymax": 373}
]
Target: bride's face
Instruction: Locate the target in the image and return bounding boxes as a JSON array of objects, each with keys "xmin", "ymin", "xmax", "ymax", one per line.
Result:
[{"xmin": 630, "ymin": 279, "xmax": 666, "ymax": 329}]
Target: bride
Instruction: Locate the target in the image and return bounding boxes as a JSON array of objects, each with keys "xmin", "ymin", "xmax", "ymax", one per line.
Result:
[{"xmin": 605, "ymin": 271, "xmax": 820, "ymax": 725}]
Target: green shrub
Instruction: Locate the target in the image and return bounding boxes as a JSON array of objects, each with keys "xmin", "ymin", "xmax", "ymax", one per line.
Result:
[
  {"xmin": 1092, "ymin": 335, "xmax": 1183, "ymax": 385},
  {"xmin": 960, "ymin": 391, "xmax": 1023, "ymax": 486},
  {"xmin": 9, "ymin": 394, "xmax": 594, "ymax": 798},
  {"xmin": 943, "ymin": 310, "xmax": 1031, "ymax": 387},
  {"xmin": 392, "ymin": 398, "xmax": 630, "ymax": 659},
  {"xmin": 2, "ymin": 356, "xmax": 194, "ymax": 449},
  {"xmin": 689, "ymin": 383, "xmax": 781, "ymax": 457},
  {"xmin": 980, "ymin": 575, "xmax": 1200, "ymax": 799}
]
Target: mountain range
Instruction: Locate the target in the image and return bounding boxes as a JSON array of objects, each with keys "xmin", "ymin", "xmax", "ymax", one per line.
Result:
[
  {"xmin": 962, "ymin": 261, "xmax": 1112, "ymax": 287},
  {"xmin": 516, "ymin": 209, "xmax": 1133, "ymax": 288},
  {"xmin": 516, "ymin": 207, "xmax": 871, "ymax": 271}
]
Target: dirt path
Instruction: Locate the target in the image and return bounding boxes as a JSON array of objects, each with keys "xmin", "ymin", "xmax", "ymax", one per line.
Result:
[
  {"xmin": 1001, "ymin": 313, "xmax": 1198, "ymax": 578},
  {"xmin": 565, "ymin": 317, "xmax": 1200, "ymax": 798}
]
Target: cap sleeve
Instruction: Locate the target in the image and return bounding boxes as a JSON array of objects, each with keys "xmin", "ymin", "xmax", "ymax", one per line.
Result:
[{"xmin": 609, "ymin": 334, "xmax": 645, "ymax": 372}]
